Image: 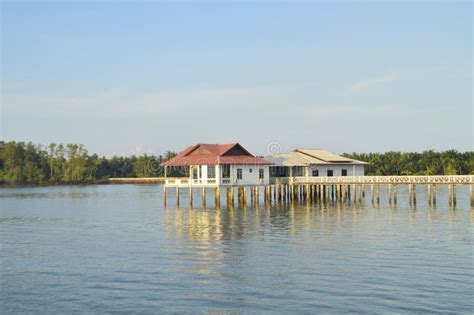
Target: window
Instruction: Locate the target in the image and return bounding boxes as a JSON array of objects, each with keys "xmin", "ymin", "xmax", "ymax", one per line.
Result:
[
  {"xmin": 249, "ymin": 168, "xmax": 253, "ymax": 173},
  {"xmin": 207, "ymin": 165, "xmax": 216, "ymax": 178},
  {"xmin": 237, "ymin": 168, "xmax": 242, "ymax": 179},
  {"xmin": 342, "ymin": 169, "xmax": 347, "ymax": 176},
  {"xmin": 222, "ymin": 164, "xmax": 230, "ymax": 178},
  {"xmin": 327, "ymin": 170, "xmax": 333, "ymax": 177},
  {"xmin": 312, "ymin": 169, "xmax": 319, "ymax": 177},
  {"xmin": 193, "ymin": 167, "xmax": 198, "ymax": 179},
  {"xmin": 199, "ymin": 148, "xmax": 205, "ymax": 154},
  {"xmin": 259, "ymin": 169, "xmax": 264, "ymax": 179}
]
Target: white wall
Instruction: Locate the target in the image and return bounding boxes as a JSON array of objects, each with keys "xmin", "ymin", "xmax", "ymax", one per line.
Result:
[
  {"xmin": 308, "ymin": 164, "xmax": 365, "ymax": 177},
  {"xmin": 191, "ymin": 164, "xmax": 269, "ymax": 185},
  {"xmin": 230, "ymin": 164, "xmax": 270, "ymax": 185}
]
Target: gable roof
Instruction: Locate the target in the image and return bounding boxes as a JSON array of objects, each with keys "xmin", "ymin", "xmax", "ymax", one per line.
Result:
[
  {"xmin": 161, "ymin": 143, "xmax": 271, "ymax": 166},
  {"xmin": 295, "ymin": 149, "xmax": 361, "ymax": 163},
  {"xmin": 265, "ymin": 149, "xmax": 368, "ymax": 167}
]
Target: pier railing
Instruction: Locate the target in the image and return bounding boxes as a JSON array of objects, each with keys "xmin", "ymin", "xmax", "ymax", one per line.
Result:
[{"xmin": 290, "ymin": 175, "xmax": 473, "ymax": 185}]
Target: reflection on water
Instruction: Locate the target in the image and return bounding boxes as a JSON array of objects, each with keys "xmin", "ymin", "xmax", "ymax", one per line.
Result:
[{"xmin": 0, "ymin": 185, "xmax": 473, "ymax": 313}]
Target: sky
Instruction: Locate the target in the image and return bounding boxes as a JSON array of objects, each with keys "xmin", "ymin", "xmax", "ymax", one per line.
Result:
[{"xmin": 1, "ymin": 1, "xmax": 472, "ymax": 157}]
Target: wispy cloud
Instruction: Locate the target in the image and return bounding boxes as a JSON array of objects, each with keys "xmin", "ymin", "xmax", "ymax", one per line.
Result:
[{"xmin": 350, "ymin": 72, "xmax": 399, "ymax": 92}]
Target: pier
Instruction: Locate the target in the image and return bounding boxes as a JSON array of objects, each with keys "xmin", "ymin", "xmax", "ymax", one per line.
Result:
[{"xmin": 164, "ymin": 175, "xmax": 474, "ymax": 207}]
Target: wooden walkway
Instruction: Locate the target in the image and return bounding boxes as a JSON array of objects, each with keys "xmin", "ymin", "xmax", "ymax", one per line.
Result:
[
  {"xmin": 287, "ymin": 175, "xmax": 473, "ymax": 185},
  {"xmin": 164, "ymin": 175, "xmax": 474, "ymax": 208}
]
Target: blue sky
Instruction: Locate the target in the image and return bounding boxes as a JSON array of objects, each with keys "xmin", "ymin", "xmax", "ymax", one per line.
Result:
[{"xmin": 1, "ymin": 1, "xmax": 472, "ymax": 156}]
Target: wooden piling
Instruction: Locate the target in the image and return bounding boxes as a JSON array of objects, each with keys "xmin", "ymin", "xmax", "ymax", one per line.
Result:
[
  {"xmin": 427, "ymin": 184, "xmax": 432, "ymax": 206},
  {"xmin": 370, "ymin": 185, "xmax": 374, "ymax": 205},
  {"xmin": 189, "ymin": 187, "xmax": 193, "ymax": 207},
  {"xmin": 163, "ymin": 186, "xmax": 167, "ymax": 207},
  {"xmin": 470, "ymin": 185, "xmax": 474, "ymax": 207},
  {"xmin": 376, "ymin": 185, "xmax": 380, "ymax": 205},
  {"xmin": 176, "ymin": 187, "xmax": 180, "ymax": 207},
  {"xmin": 215, "ymin": 187, "xmax": 220, "ymax": 208},
  {"xmin": 452, "ymin": 185, "xmax": 456, "ymax": 207},
  {"xmin": 226, "ymin": 187, "xmax": 232, "ymax": 206},
  {"xmin": 388, "ymin": 184, "xmax": 392, "ymax": 204},
  {"xmin": 412, "ymin": 185, "xmax": 417, "ymax": 205},
  {"xmin": 393, "ymin": 185, "xmax": 397, "ymax": 204},
  {"xmin": 202, "ymin": 187, "xmax": 206, "ymax": 208}
]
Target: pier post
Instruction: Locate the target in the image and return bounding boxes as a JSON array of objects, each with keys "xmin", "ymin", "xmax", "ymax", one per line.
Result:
[
  {"xmin": 370, "ymin": 184, "xmax": 374, "ymax": 204},
  {"xmin": 388, "ymin": 184, "xmax": 392, "ymax": 204},
  {"xmin": 163, "ymin": 186, "xmax": 167, "ymax": 207},
  {"xmin": 202, "ymin": 187, "xmax": 206, "ymax": 208},
  {"xmin": 226, "ymin": 187, "xmax": 232, "ymax": 207},
  {"xmin": 176, "ymin": 187, "xmax": 180, "ymax": 207},
  {"xmin": 215, "ymin": 187, "xmax": 220, "ymax": 208},
  {"xmin": 470, "ymin": 185, "xmax": 474, "ymax": 207},
  {"xmin": 408, "ymin": 184, "xmax": 412, "ymax": 206},
  {"xmin": 393, "ymin": 185, "xmax": 397, "ymax": 205},
  {"xmin": 412, "ymin": 185, "xmax": 417, "ymax": 205},
  {"xmin": 448, "ymin": 185, "xmax": 452, "ymax": 206},
  {"xmin": 452, "ymin": 185, "xmax": 456, "ymax": 207},
  {"xmin": 376, "ymin": 185, "xmax": 380, "ymax": 205},
  {"xmin": 189, "ymin": 187, "xmax": 193, "ymax": 207},
  {"xmin": 427, "ymin": 184, "xmax": 432, "ymax": 206},
  {"xmin": 353, "ymin": 184, "xmax": 357, "ymax": 204}
]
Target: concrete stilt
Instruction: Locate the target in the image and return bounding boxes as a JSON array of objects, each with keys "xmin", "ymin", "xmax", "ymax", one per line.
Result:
[
  {"xmin": 376, "ymin": 185, "xmax": 380, "ymax": 205},
  {"xmin": 215, "ymin": 187, "xmax": 220, "ymax": 208},
  {"xmin": 388, "ymin": 184, "xmax": 392, "ymax": 204},
  {"xmin": 176, "ymin": 187, "xmax": 180, "ymax": 207},
  {"xmin": 393, "ymin": 185, "xmax": 397, "ymax": 205},
  {"xmin": 226, "ymin": 187, "xmax": 233, "ymax": 207},
  {"xmin": 370, "ymin": 185, "xmax": 374, "ymax": 204},
  {"xmin": 470, "ymin": 185, "xmax": 474, "ymax": 207},
  {"xmin": 202, "ymin": 187, "xmax": 206, "ymax": 208},
  {"xmin": 412, "ymin": 185, "xmax": 417, "ymax": 205},
  {"xmin": 163, "ymin": 186, "xmax": 167, "ymax": 207},
  {"xmin": 428, "ymin": 184, "xmax": 432, "ymax": 206},
  {"xmin": 408, "ymin": 184, "xmax": 413, "ymax": 206},
  {"xmin": 452, "ymin": 185, "xmax": 456, "ymax": 207},
  {"xmin": 189, "ymin": 187, "xmax": 193, "ymax": 207}
]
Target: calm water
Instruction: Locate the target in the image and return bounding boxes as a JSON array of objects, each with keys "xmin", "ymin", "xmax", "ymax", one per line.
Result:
[{"xmin": 0, "ymin": 184, "xmax": 473, "ymax": 313}]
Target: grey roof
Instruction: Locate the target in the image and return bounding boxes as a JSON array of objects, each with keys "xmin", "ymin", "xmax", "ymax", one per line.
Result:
[{"xmin": 265, "ymin": 149, "xmax": 368, "ymax": 167}]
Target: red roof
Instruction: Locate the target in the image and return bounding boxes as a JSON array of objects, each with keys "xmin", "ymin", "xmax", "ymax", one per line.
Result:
[{"xmin": 161, "ymin": 143, "xmax": 271, "ymax": 166}]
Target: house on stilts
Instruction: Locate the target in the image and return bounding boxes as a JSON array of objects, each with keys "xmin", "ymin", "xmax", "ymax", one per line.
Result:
[
  {"xmin": 266, "ymin": 148, "xmax": 368, "ymax": 182},
  {"xmin": 161, "ymin": 143, "xmax": 271, "ymax": 188}
]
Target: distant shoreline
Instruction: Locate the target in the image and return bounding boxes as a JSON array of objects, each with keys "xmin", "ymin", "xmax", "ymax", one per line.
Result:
[{"xmin": 0, "ymin": 177, "xmax": 165, "ymax": 188}]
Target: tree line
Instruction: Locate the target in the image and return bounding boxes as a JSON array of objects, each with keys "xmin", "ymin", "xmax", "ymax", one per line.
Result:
[
  {"xmin": 0, "ymin": 141, "xmax": 177, "ymax": 185},
  {"xmin": 342, "ymin": 151, "xmax": 473, "ymax": 176},
  {"xmin": 0, "ymin": 141, "xmax": 472, "ymax": 185}
]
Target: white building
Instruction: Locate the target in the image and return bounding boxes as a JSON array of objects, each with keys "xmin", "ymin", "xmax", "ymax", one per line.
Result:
[
  {"xmin": 162, "ymin": 143, "xmax": 271, "ymax": 187},
  {"xmin": 266, "ymin": 148, "xmax": 367, "ymax": 180}
]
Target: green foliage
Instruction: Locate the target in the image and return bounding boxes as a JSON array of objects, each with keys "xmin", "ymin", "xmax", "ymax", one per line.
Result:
[
  {"xmin": 0, "ymin": 141, "xmax": 471, "ymax": 185},
  {"xmin": 343, "ymin": 150, "xmax": 473, "ymax": 176},
  {"xmin": 0, "ymin": 141, "xmax": 176, "ymax": 185},
  {"xmin": 134, "ymin": 155, "xmax": 159, "ymax": 177}
]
